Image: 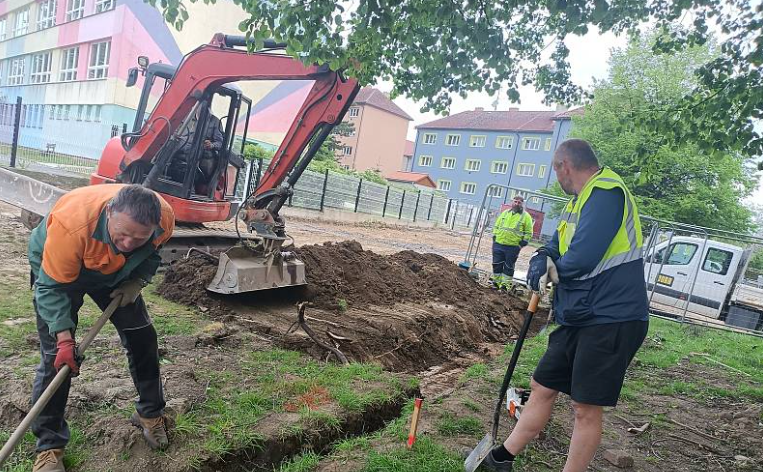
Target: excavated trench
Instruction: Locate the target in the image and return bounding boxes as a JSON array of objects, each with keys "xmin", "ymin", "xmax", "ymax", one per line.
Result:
[{"xmin": 157, "ymin": 241, "xmax": 548, "ymax": 470}]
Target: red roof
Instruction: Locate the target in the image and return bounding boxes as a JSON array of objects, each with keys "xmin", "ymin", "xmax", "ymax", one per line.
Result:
[
  {"xmin": 553, "ymin": 106, "xmax": 585, "ymax": 120},
  {"xmin": 354, "ymin": 87, "xmax": 413, "ymax": 121},
  {"xmin": 403, "ymin": 140, "xmax": 415, "ymax": 157},
  {"xmin": 386, "ymin": 171, "xmax": 436, "ymax": 188},
  {"xmin": 417, "ymin": 110, "xmax": 560, "ymax": 133}
]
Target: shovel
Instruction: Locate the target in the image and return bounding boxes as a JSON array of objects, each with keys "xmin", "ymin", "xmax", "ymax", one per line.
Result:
[
  {"xmin": 0, "ymin": 297, "xmax": 121, "ymax": 467},
  {"xmin": 464, "ymin": 292, "xmax": 540, "ymax": 472}
]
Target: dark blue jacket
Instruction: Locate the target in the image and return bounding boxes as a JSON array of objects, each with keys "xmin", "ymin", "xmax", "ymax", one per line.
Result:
[{"xmin": 545, "ymin": 188, "xmax": 649, "ymax": 326}]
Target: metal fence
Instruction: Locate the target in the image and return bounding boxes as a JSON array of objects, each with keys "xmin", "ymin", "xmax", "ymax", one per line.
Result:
[
  {"xmin": 0, "ymin": 95, "xmax": 482, "ymax": 229},
  {"xmin": 462, "ymin": 185, "xmax": 763, "ymax": 337}
]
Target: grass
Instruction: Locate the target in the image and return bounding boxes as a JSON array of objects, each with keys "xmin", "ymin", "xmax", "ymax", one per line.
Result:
[{"xmin": 435, "ymin": 412, "xmax": 483, "ymax": 437}]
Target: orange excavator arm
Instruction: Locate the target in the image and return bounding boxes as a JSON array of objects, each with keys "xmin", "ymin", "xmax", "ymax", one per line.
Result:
[{"xmin": 119, "ymin": 33, "xmax": 359, "ymax": 218}]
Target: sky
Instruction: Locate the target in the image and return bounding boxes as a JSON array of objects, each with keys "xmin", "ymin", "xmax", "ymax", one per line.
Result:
[{"xmin": 376, "ymin": 28, "xmax": 763, "ymax": 205}]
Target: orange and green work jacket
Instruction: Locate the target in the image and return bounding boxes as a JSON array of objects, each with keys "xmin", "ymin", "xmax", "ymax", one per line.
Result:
[
  {"xmin": 28, "ymin": 185, "xmax": 175, "ymax": 335},
  {"xmin": 493, "ymin": 209, "xmax": 534, "ymax": 246}
]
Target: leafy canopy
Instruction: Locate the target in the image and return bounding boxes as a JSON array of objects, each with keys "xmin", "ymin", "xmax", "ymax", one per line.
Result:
[
  {"xmin": 568, "ymin": 30, "xmax": 757, "ymax": 233},
  {"xmin": 151, "ymin": 0, "xmax": 762, "ymax": 162}
]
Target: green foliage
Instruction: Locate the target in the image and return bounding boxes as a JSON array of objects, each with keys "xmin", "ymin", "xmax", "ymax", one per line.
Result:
[
  {"xmin": 152, "ymin": 0, "xmax": 762, "ymax": 163},
  {"xmin": 243, "ymin": 143, "xmax": 274, "ymax": 161},
  {"xmin": 569, "ymin": 31, "xmax": 757, "ymax": 232}
]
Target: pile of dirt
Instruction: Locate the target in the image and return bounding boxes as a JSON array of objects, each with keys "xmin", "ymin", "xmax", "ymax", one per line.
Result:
[{"xmin": 158, "ymin": 241, "xmax": 546, "ymax": 372}]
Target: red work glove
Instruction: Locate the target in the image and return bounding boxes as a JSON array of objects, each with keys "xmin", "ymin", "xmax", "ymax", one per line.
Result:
[{"xmin": 54, "ymin": 338, "xmax": 80, "ymax": 376}]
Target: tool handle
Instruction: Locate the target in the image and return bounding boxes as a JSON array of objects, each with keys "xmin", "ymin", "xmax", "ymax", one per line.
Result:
[
  {"xmin": 406, "ymin": 398, "xmax": 424, "ymax": 449},
  {"xmin": 0, "ymin": 297, "xmax": 121, "ymax": 467},
  {"xmin": 491, "ymin": 292, "xmax": 539, "ymax": 440}
]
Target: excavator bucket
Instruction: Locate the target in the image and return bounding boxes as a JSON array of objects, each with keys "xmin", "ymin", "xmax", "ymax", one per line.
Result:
[{"xmin": 206, "ymin": 245, "xmax": 306, "ymax": 294}]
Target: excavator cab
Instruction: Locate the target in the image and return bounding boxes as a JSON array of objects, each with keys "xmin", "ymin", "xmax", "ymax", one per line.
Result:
[{"xmin": 90, "ymin": 34, "xmax": 360, "ymax": 294}]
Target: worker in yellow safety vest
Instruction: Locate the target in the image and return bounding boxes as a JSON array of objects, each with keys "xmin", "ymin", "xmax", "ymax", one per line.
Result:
[{"xmin": 491, "ymin": 195, "xmax": 534, "ymax": 289}]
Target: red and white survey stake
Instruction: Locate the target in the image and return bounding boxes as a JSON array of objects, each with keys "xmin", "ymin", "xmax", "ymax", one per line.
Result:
[{"xmin": 406, "ymin": 398, "xmax": 424, "ymax": 449}]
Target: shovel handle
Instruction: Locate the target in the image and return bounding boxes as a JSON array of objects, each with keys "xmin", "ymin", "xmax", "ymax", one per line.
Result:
[
  {"xmin": 491, "ymin": 292, "xmax": 540, "ymax": 440},
  {"xmin": 0, "ymin": 297, "xmax": 121, "ymax": 467}
]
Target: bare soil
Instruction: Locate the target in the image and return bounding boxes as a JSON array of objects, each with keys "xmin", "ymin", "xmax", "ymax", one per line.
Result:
[{"xmin": 158, "ymin": 240, "xmax": 546, "ymax": 373}]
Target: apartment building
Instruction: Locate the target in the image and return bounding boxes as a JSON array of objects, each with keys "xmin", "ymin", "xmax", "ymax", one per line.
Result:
[{"xmin": 410, "ymin": 107, "xmax": 581, "ymax": 235}]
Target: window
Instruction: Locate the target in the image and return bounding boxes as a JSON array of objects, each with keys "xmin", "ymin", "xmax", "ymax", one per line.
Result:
[
  {"xmin": 63, "ymin": 104, "xmax": 71, "ymax": 120},
  {"xmin": 654, "ymin": 243, "xmax": 698, "ymax": 266},
  {"xmin": 49, "ymin": 105, "xmax": 56, "ymax": 120},
  {"xmin": 348, "ymin": 107, "xmax": 359, "ymax": 118},
  {"xmin": 76, "ymin": 105, "xmax": 84, "ymax": 121},
  {"xmin": 521, "ymin": 137, "xmax": 541, "ymax": 151},
  {"xmin": 702, "ymin": 248, "xmax": 733, "ymax": 275},
  {"xmin": 437, "ymin": 179, "xmax": 452, "ymax": 192},
  {"xmin": 423, "ymin": 133, "xmax": 436, "ymax": 145},
  {"xmin": 20, "ymin": 105, "xmax": 27, "ymax": 127},
  {"xmin": 445, "ymin": 134, "xmax": 461, "ymax": 146},
  {"xmin": 56, "ymin": 104, "xmax": 63, "ymax": 120},
  {"xmin": 538, "ymin": 165, "xmax": 547, "ymax": 179},
  {"xmin": 66, "ymin": 0, "xmax": 85, "ymax": 21},
  {"xmin": 418, "ymin": 155, "xmax": 433, "ymax": 167},
  {"xmin": 30, "ymin": 52, "xmax": 52, "ymax": 84},
  {"xmin": 460, "ymin": 182, "xmax": 476, "ymax": 195},
  {"xmin": 0, "ymin": 18, "xmax": 7, "ymax": 41},
  {"xmin": 88, "ymin": 41, "xmax": 111, "ymax": 79},
  {"xmin": 95, "ymin": 0, "xmax": 114, "ymax": 13},
  {"xmin": 516, "ymin": 163, "xmax": 535, "ymax": 177},
  {"xmin": 37, "ymin": 0, "xmax": 57, "ymax": 30},
  {"xmin": 84, "ymin": 104, "xmax": 91, "ymax": 121},
  {"xmin": 37, "ymin": 105, "xmax": 45, "ymax": 128},
  {"xmin": 93, "ymin": 105, "xmax": 101, "ymax": 122},
  {"xmin": 487, "ymin": 186, "xmax": 504, "ymax": 198},
  {"xmin": 496, "ymin": 136, "xmax": 514, "ymax": 149},
  {"xmin": 342, "ymin": 145, "xmax": 352, "ymax": 156},
  {"xmin": 60, "ymin": 47, "xmax": 79, "ymax": 81},
  {"xmin": 530, "ymin": 196, "xmax": 540, "ymax": 203},
  {"xmin": 469, "ymin": 135, "xmax": 486, "ymax": 147},
  {"xmin": 510, "ymin": 188, "xmax": 529, "ymax": 199},
  {"xmin": 544, "ymin": 137, "xmax": 552, "ymax": 151},
  {"xmin": 491, "ymin": 161, "xmax": 508, "ymax": 174},
  {"xmin": 440, "ymin": 157, "xmax": 456, "ymax": 169},
  {"xmin": 8, "ymin": 57, "xmax": 25, "ymax": 85},
  {"xmin": 14, "ymin": 8, "xmax": 29, "ymax": 36},
  {"xmin": 464, "ymin": 159, "xmax": 481, "ymax": 172}
]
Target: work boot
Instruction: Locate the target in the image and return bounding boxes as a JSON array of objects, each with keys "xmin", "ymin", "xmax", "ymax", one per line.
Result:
[
  {"xmin": 131, "ymin": 412, "xmax": 169, "ymax": 450},
  {"xmin": 481, "ymin": 449, "xmax": 514, "ymax": 471},
  {"xmin": 32, "ymin": 448, "xmax": 65, "ymax": 472}
]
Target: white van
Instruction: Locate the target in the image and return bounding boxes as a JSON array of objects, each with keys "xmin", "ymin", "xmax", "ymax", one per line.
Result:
[{"xmin": 643, "ymin": 236, "xmax": 763, "ymax": 330}]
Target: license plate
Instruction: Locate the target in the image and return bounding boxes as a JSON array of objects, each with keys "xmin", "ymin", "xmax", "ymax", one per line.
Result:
[{"xmin": 657, "ymin": 274, "xmax": 674, "ymax": 286}]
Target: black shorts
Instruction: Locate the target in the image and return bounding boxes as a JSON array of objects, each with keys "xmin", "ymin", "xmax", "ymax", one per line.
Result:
[{"xmin": 532, "ymin": 320, "xmax": 648, "ymax": 407}]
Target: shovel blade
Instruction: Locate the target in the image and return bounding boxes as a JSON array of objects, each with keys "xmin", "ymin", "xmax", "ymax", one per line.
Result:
[{"xmin": 464, "ymin": 432, "xmax": 494, "ymax": 472}]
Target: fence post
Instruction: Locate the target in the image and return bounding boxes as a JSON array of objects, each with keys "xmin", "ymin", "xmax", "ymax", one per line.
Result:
[
  {"xmin": 10, "ymin": 97, "xmax": 22, "ymax": 168},
  {"xmin": 354, "ymin": 178, "xmax": 363, "ymax": 212},
  {"xmin": 398, "ymin": 190, "xmax": 406, "ymax": 219},
  {"xmin": 413, "ymin": 190, "xmax": 421, "ymax": 222},
  {"xmin": 451, "ymin": 201, "xmax": 459, "ymax": 230},
  {"xmin": 319, "ymin": 169, "xmax": 329, "ymax": 212},
  {"xmin": 467, "ymin": 207, "xmax": 475, "ymax": 227},
  {"xmin": 444, "ymin": 199, "xmax": 453, "ymax": 225},
  {"xmin": 382, "ymin": 186, "xmax": 390, "ymax": 217},
  {"xmin": 427, "ymin": 194, "xmax": 434, "ymax": 221}
]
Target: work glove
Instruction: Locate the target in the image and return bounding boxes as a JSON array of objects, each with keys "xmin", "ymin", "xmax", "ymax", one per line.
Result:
[
  {"xmin": 110, "ymin": 279, "xmax": 146, "ymax": 307},
  {"xmin": 526, "ymin": 252, "xmax": 547, "ymax": 292},
  {"xmin": 519, "ymin": 240, "xmax": 529, "ymax": 248},
  {"xmin": 54, "ymin": 337, "xmax": 81, "ymax": 376},
  {"xmin": 537, "ymin": 257, "xmax": 559, "ymax": 296}
]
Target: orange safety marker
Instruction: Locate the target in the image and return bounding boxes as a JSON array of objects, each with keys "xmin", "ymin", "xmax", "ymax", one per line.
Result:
[{"xmin": 406, "ymin": 398, "xmax": 424, "ymax": 449}]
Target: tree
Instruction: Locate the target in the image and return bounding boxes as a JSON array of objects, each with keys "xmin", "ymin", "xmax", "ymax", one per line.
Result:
[
  {"xmin": 568, "ymin": 31, "xmax": 757, "ymax": 233},
  {"xmin": 152, "ymin": 0, "xmax": 762, "ymax": 164}
]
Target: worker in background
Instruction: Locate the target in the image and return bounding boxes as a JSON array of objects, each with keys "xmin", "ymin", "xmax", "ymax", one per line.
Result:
[
  {"xmin": 491, "ymin": 195, "xmax": 534, "ymax": 290},
  {"xmin": 172, "ymin": 107, "xmax": 224, "ymax": 185},
  {"xmin": 28, "ymin": 185, "xmax": 175, "ymax": 472},
  {"xmin": 477, "ymin": 139, "xmax": 649, "ymax": 472}
]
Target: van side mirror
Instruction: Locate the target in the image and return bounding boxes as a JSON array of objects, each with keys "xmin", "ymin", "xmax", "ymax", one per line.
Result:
[{"xmin": 126, "ymin": 68, "xmax": 139, "ymax": 87}]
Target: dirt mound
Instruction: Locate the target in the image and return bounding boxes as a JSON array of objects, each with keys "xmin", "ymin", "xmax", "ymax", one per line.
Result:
[{"xmin": 158, "ymin": 241, "xmax": 545, "ymax": 372}]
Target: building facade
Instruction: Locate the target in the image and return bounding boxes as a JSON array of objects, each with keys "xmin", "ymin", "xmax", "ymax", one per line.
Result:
[
  {"xmin": 410, "ymin": 107, "xmax": 580, "ymax": 236},
  {"xmin": 335, "ymin": 87, "xmax": 412, "ymax": 176},
  {"xmin": 0, "ymin": 0, "xmax": 316, "ymax": 159}
]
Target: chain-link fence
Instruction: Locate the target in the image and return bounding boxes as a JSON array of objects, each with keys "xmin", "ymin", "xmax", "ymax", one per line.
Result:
[
  {"xmin": 0, "ymin": 98, "xmax": 101, "ymax": 176},
  {"xmin": 461, "ymin": 185, "xmax": 763, "ymax": 337},
  {"xmin": 246, "ymin": 158, "xmax": 481, "ymax": 228}
]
